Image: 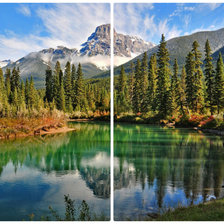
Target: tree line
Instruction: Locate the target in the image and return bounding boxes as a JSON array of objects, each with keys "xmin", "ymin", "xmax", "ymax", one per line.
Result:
[
  {"xmin": 0, "ymin": 61, "xmax": 110, "ymax": 117},
  {"xmin": 115, "ymin": 35, "xmax": 224, "ymax": 118},
  {"xmin": 44, "ymin": 61, "xmax": 110, "ymax": 113}
]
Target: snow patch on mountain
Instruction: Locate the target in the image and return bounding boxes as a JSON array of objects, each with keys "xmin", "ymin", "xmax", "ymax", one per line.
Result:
[{"xmin": 0, "ymin": 60, "xmax": 13, "ymax": 68}]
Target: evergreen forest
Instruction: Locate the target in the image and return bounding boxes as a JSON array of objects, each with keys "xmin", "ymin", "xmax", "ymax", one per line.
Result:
[
  {"xmin": 114, "ymin": 35, "xmax": 224, "ymax": 129},
  {"xmin": 0, "ymin": 61, "xmax": 110, "ymax": 119}
]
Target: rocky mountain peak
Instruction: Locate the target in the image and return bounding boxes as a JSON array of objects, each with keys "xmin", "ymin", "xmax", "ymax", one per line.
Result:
[
  {"xmin": 88, "ymin": 24, "xmax": 111, "ymax": 41},
  {"xmin": 80, "ymin": 24, "xmax": 155, "ymax": 57}
]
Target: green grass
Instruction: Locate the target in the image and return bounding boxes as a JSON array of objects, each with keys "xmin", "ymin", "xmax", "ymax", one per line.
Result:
[{"xmin": 153, "ymin": 199, "xmax": 224, "ymax": 221}]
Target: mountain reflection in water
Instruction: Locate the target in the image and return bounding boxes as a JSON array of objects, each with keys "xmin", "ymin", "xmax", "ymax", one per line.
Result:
[{"xmin": 0, "ymin": 122, "xmax": 110, "ymax": 220}]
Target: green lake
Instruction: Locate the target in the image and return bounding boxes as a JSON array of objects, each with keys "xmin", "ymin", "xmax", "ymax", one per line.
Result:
[
  {"xmin": 114, "ymin": 123, "xmax": 224, "ymax": 220},
  {"xmin": 0, "ymin": 122, "xmax": 110, "ymax": 221}
]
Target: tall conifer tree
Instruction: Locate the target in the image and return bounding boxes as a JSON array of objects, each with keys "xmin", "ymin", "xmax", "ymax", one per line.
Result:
[
  {"xmin": 117, "ymin": 65, "xmax": 129, "ymax": 113},
  {"xmin": 64, "ymin": 61, "xmax": 72, "ymax": 111},
  {"xmin": 74, "ymin": 63, "xmax": 85, "ymax": 111},
  {"xmin": 204, "ymin": 39, "xmax": 215, "ymax": 114},
  {"xmin": 5, "ymin": 68, "xmax": 11, "ymax": 99},
  {"xmin": 215, "ymin": 53, "xmax": 224, "ymax": 113},
  {"xmin": 185, "ymin": 51, "xmax": 195, "ymax": 110},
  {"xmin": 128, "ymin": 62, "xmax": 135, "ymax": 110},
  {"xmin": 45, "ymin": 66, "xmax": 53, "ymax": 103},
  {"xmin": 156, "ymin": 34, "xmax": 171, "ymax": 117},
  {"xmin": 53, "ymin": 61, "xmax": 61, "ymax": 109},
  {"xmin": 147, "ymin": 54, "xmax": 157, "ymax": 111},
  {"xmin": 132, "ymin": 59, "xmax": 141, "ymax": 113},
  {"xmin": 140, "ymin": 52, "xmax": 149, "ymax": 112},
  {"xmin": 191, "ymin": 41, "xmax": 204, "ymax": 112}
]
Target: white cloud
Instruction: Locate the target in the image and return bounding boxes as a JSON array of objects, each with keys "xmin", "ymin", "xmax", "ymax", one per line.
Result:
[
  {"xmin": 184, "ymin": 24, "xmax": 220, "ymax": 36},
  {"xmin": 36, "ymin": 3, "xmax": 110, "ymax": 49},
  {"xmin": 200, "ymin": 3, "xmax": 221, "ymax": 11},
  {"xmin": 157, "ymin": 19, "xmax": 182, "ymax": 40},
  {"xmin": 0, "ymin": 33, "xmax": 69, "ymax": 61},
  {"xmin": 17, "ymin": 5, "xmax": 31, "ymax": 16},
  {"xmin": 184, "ymin": 14, "xmax": 191, "ymax": 27},
  {"xmin": 169, "ymin": 4, "xmax": 195, "ymax": 18},
  {"xmin": 115, "ymin": 3, "xmax": 182, "ymax": 44},
  {"xmin": 114, "ymin": 3, "xmax": 154, "ymax": 38}
]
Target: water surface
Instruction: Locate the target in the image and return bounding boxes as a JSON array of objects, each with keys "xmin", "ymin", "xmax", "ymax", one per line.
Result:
[
  {"xmin": 0, "ymin": 122, "xmax": 110, "ymax": 221},
  {"xmin": 114, "ymin": 123, "xmax": 224, "ymax": 220}
]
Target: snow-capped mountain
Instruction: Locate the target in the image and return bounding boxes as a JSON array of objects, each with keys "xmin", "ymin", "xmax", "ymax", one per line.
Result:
[
  {"xmin": 114, "ymin": 32, "xmax": 155, "ymax": 57},
  {"xmin": 1, "ymin": 24, "xmax": 155, "ymax": 87},
  {"xmin": 0, "ymin": 60, "xmax": 13, "ymax": 68},
  {"xmin": 80, "ymin": 24, "xmax": 155, "ymax": 65}
]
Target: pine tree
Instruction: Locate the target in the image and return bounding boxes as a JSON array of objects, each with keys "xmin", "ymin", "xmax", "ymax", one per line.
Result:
[
  {"xmin": 11, "ymin": 67, "xmax": 20, "ymax": 92},
  {"xmin": 204, "ymin": 39, "xmax": 215, "ymax": 114},
  {"xmin": 12, "ymin": 87, "xmax": 19, "ymax": 112},
  {"xmin": 116, "ymin": 65, "xmax": 129, "ymax": 113},
  {"xmin": 64, "ymin": 61, "xmax": 72, "ymax": 111},
  {"xmin": 5, "ymin": 68, "xmax": 11, "ymax": 99},
  {"xmin": 101, "ymin": 88, "xmax": 110, "ymax": 111},
  {"xmin": 179, "ymin": 67, "xmax": 188, "ymax": 115},
  {"xmin": 53, "ymin": 61, "xmax": 61, "ymax": 110},
  {"xmin": 59, "ymin": 79, "xmax": 66, "ymax": 112},
  {"xmin": 0, "ymin": 67, "xmax": 6, "ymax": 115},
  {"xmin": 128, "ymin": 62, "xmax": 135, "ymax": 110},
  {"xmin": 0, "ymin": 67, "xmax": 4, "ymax": 99},
  {"xmin": 25, "ymin": 78, "xmax": 29, "ymax": 105},
  {"xmin": 74, "ymin": 63, "xmax": 85, "ymax": 111},
  {"xmin": 45, "ymin": 66, "xmax": 53, "ymax": 103},
  {"xmin": 86, "ymin": 85, "xmax": 96, "ymax": 112},
  {"xmin": 156, "ymin": 34, "xmax": 171, "ymax": 117},
  {"xmin": 140, "ymin": 52, "xmax": 149, "ymax": 112},
  {"xmin": 191, "ymin": 41, "xmax": 204, "ymax": 113},
  {"xmin": 18, "ymin": 81, "xmax": 26, "ymax": 112},
  {"xmin": 71, "ymin": 64, "xmax": 76, "ymax": 89},
  {"xmin": 59, "ymin": 70, "xmax": 63, "ymax": 86},
  {"xmin": 147, "ymin": 54, "xmax": 157, "ymax": 111},
  {"xmin": 132, "ymin": 59, "xmax": 142, "ymax": 113},
  {"xmin": 28, "ymin": 76, "xmax": 37, "ymax": 109},
  {"xmin": 170, "ymin": 59, "xmax": 180, "ymax": 113},
  {"xmin": 185, "ymin": 51, "xmax": 195, "ymax": 110},
  {"xmin": 214, "ymin": 52, "xmax": 224, "ymax": 113},
  {"xmin": 71, "ymin": 64, "xmax": 76, "ymax": 109}
]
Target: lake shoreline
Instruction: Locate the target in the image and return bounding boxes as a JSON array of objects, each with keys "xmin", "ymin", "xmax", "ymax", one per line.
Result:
[
  {"xmin": 114, "ymin": 119, "xmax": 224, "ymax": 135},
  {"xmin": 0, "ymin": 125, "xmax": 76, "ymax": 140},
  {"xmin": 0, "ymin": 117, "xmax": 76, "ymax": 141}
]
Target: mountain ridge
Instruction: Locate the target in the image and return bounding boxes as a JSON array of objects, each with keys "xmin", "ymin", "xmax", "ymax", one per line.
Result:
[{"xmin": 112, "ymin": 27, "xmax": 224, "ymax": 76}]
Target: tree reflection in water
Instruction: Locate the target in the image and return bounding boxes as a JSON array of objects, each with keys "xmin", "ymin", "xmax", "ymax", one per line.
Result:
[{"xmin": 114, "ymin": 124, "xmax": 224, "ymax": 220}]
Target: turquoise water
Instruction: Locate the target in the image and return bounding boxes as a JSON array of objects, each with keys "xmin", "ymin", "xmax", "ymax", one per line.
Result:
[
  {"xmin": 0, "ymin": 122, "xmax": 110, "ymax": 221},
  {"xmin": 114, "ymin": 123, "xmax": 224, "ymax": 220}
]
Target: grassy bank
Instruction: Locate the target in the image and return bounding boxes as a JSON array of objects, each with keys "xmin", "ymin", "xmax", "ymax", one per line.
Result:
[{"xmin": 150, "ymin": 198, "xmax": 224, "ymax": 221}]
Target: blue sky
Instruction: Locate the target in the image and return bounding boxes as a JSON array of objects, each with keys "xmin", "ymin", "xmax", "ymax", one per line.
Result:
[
  {"xmin": 0, "ymin": 3, "xmax": 110, "ymax": 61},
  {"xmin": 115, "ymin": 3, "xmax": 224, "ymax": 44}
]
